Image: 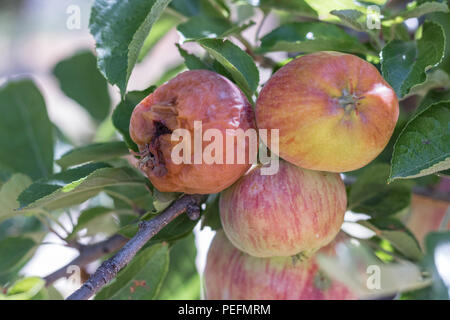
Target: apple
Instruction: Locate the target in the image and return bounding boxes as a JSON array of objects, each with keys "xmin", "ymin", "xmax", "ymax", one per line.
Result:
[
  {"xmin": 255, "ymin": 51, "xmax": 399, "ymax": 172},
  {"xmin": 129, "ymin": 70, "xmax": 255, "ymax": 194},
  {"xmin": 219, "ymin": 160, "xmax": 347, "ymax": 257},
  {"xmin": 204, "ymin": 231, "xmax": 357, "ymax": 300},
  {"xmin": 405, "ymin": 194, "xmax": 450, "ymax": 247}
]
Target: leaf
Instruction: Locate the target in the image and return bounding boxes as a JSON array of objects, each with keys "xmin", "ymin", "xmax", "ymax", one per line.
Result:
[
  {"xmin": 169, "ymin": 0, "xmax": 226, "ymax": 18},
  {"xmin": 112, "ymin": 87, "xmax": 156, "ymax": 152},
  {"xmin": 89, "ymin": 0, "xmax": 171, "ymax": 95},
  {"xmin": 18, "ymin": 164, "xmax": 147, "ymax": 211},
  {"xmin": 348, "ymin": 163, "xmax": 412, "ymax": 217},
  {"xmin": 178, "ymin": 16, "xmax": 254, "ymax": 41},
  {"xmin": 157, "ymin": 233, "xmax": 200, "ymax": 299},
  {"xmin": 316, "ymin": 239, "xmax": 429, "ymax": 298},
  {"xmin": 253, "ymin": 0, "xmax": 317, "ymax": 18},
  {"xmin": 53, "ymin": 51, "xmax": 111, "ymax": 122},
  {"xmin": 0, "ymin": 237, "xmax": 36, "ymax": 274},
  {"xmin": 138, "ymin": 13, "xmax": 181, "ymax": 62},
  {"xmin": 381, "ymin": 21, "xmax": 446, "ymax": 99},
  {"xmin": 0, "ymin": 79, "xmax": 54, "ymax": 180},
  {"xmin": 200, "ymin": 193, "xmax": 221, "ymax": 230},
  {"xmin": 67, "ymin": 206, "xmax": 118, "ymax": 240},
  {"xmin": 389, "ymin": 101, "xmax": 450, "ymax": 181},
  {"xmin": 198, "ymin": 38, "xmax": 259, "ymax": 99},
  {"xmin": 258, "ymin": 22, "xmax": 371, "ymax": 55},
  {"xmin": 107, "ymin": 184, "xmax": 153, "ymax": 212},
  {"xmin": 360, "ymin": 218, "xmax": 423, "ymax": 261},
  {"xmin": 176, "ymin": 44, "xmax": 212, "ymax": 71},
  {"xmin": 95, "ymin": 243, "xmax": 169, "ymax": 300},
  {"xmin": 0, "ymin": 174, "xmax": 33, "ymax": 222},
  {"xmin": 0, "ymin": 277, "xmax": 45, "ymax": 300},
  {"xmin": 56, "ymin": 141, "xmax": 129, "ymax": 170},
  {"xmin": 396, "ymin": 1, "xmax": 449, "ymax": 20}
]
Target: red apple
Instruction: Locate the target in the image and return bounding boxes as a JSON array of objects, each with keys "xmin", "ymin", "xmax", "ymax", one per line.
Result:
[
  {"xmin": 204, "ymin": 231, "xmax": 357, "ymax": 300},
  {"xmin": 405, "ymin": 194, "xmax": 450, "ymax": 247},
  {"xmin": 255, "ymin": 51, "xmax": 399, "ymax": 172},
  {"xmin": 219, "ymin": 160, "xmax": 347, "ymax": 257},
  {"xmin": 129, "ymin": 70, "xmax": 255, "ymax": 194}
]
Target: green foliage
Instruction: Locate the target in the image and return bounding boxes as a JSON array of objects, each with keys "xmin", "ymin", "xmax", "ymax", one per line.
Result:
[
  {"xmin": 381, "ymin": 21, "xmax": 446, "ymax": 98},
  {"xmin": 389, "ymin": 101, "xmax": 450, "ymax": 181},
  {"xmin": 89, "ymin": 0, "xmax": 171, "ymax": 95},
  {"xmin": 95, "ymin": 243, "xmax": 169, "ymax": 300},
  {"xmin": 259, "ymin": 22, "xmax": 371, "ymax": 55},
  {"xmin": 157, "ymin": 234, "xmax": 200, "ymax": 299},
  {"xmin": 53, "ymin": 51, "xmax": 111, "ymax": 122},
  {"xmin": 0, "ymin": 80, "xmax": 54, "ymax": 180},
  {"xmin": 56, "ymin": 141, "xmax": 129, "ymax": 170}
]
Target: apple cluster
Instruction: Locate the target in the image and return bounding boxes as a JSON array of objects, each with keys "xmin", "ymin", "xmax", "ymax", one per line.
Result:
[{"xmin": 130, "ymin": 51, "xmax": 399, "ymax": 300}]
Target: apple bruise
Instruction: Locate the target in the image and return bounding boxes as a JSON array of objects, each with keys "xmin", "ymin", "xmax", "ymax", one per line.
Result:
[{"xmin": 137, "ymin": 103, "xmax": 178, "ymax": 177}]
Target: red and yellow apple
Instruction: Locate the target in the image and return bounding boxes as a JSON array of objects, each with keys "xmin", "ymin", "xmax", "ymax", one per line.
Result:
[
  {"xmin": 255, "ymin": 51, "xmax": 399, "ymax": 172},
  {"xmin": 129, "ymin": 70, "xmax": 255, "ymax": 194},
  {"xmin": 204, "ymin": 231, "xmax": 357, "ymax": 300},
  {"xmin": 219, "ymin": 160, "xmax": 347, "ymax": 257}
]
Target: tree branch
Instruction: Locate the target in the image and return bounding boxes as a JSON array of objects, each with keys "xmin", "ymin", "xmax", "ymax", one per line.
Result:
[
  {"xmin": 66, "ymin": 194, "xmax": 203, "ymax": 300},
  {"xmin": 44, "ymin": 234, "xmax": 127, "ymax": 286}
]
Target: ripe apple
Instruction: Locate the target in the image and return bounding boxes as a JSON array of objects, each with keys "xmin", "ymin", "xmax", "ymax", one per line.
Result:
[
  {"xmin": 255, "ymin": 51, "xmax": 399, "ymax": 172},
  {"xmin": 219, "ymin": 160, "xmax": 347, "ymax": 257},
  {"xmin": 129, "ymin": 70, "xmax": 255, "ymax": 194},
  {"xmin": 204, "ymin": 231, "xmax": 357, "ymax": 300}
]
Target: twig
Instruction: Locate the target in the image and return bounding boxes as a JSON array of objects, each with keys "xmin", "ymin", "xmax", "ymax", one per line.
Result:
[
  {"xmin": 66, "ymin": 194, "xmax": 203, "ymax": 300},
  {"xmin": 44, "ymin": 234, "xmax": 127, "ymax": 286}
]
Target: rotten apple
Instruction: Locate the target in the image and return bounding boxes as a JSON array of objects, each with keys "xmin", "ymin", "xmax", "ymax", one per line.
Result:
[
  {"xmin": 129, "ymin": 70, "xmax": 255, "ymax": 194},
  {"xmin": 255, "ymin": 51, "xmax": 399, "ymax": 173}
]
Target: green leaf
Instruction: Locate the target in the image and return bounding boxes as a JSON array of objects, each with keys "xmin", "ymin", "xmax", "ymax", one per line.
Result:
[
  {"xmin": 258, "ymin": 22, "xmax": 371, "ymax": 55},
  {"xmin": 56, "ymin": 141, "xmax": 129, "ymax": 170},
  {"xmin": 253, "ymin": 0, "xmax": 317, "ymax": 18},
  {"xmin": 18, "ymin": 164, "xmax": 147, "ymax": 211},
  {"xmin": 381, "ymin": 21, "xmax": 446, "ymax": 99},
  {"xmin": 389, "ymin": 101, "xmax": 450, "ymax": 181},
  {"xmin": 95, "ymin": 243, "xmax": 169, "ymax": 300},
  {"xmin": 107, "ymin": 185, "xmax": 153, "ymax": 212},
  {"xmin": 53, "ymin": 51, "xmax": 111, "ymax": 122},
  {"xmin": 138, "ymin": 13, "xmax": 181, "ymax": 62},
  {"xmin": 1, "ymin": 277, "xmax": 45, "ymax": 300},
  {"xmin": 360, "ymin": 218, "xmax": 423, "ymax": 261},
  {"xmin": 89, "ymin": 0, "xmax": 171, "ymax": 95},
  {"xmin": 396, "ymin": 1, "xmax": 449, "ymax": 20},
  {"xmin": 200, "ymin": 193, "xmax": 221, "ymax": 230},
  {"xmin": 67, "ymin": 206, "xmax": 118, "ymax": 240},
  {"xmin": 198, "ymin": 38, "xmax": 259, "ymax": 99},
  {"xmin": 112, "ymin": 87, "xmax": 156, "ymax": 153},
  {"xmin": 176, "ymin": 44, "xmax": 212, "ymax": 71},
  {"xmin": 157, "ymin": 233, "xmax": 200, "ymax": 299},
  {"xmin": 178, "ymin": 16, "xmax": 233, "ymax": 40},
  {"xmin": 0, "ymin": 79, "xmax": 54, "ymax": 180},
  {"xmin": 316, "ymin": 239, "xmax": 429, "ymax": 298},
  {"xmin": 348, "ymin": 164, "xmax": 412, "ymax": 217},
  {"xmin": 0, "ymin": 174, "xmax": 33, "ymax": 222},
  {"xmin": 169, "ymin": 0, "xmax": 226, "ymax": 18},
  {"xmin": 0, "ymin": 237, "xmax": 36, "ymax": 274}
]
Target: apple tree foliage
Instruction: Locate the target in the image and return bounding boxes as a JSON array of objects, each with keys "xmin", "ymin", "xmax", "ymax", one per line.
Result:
[{"xmin": 0, "ymin": 0, "xmax": 449, "ymax": 300}]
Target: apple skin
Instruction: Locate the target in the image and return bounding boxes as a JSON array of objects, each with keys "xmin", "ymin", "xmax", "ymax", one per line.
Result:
[
  {"xmin": 255, "ymin": 51, "xmax": 399, "ymax": 173},
  {"xmin": 204, "ymin": 231, "xmax": 357, "ymax": 300},
  {"xmin": 129, "ymin": 70, "xmax": 255, "ymax": 194},
  {"xmin": 219, "ymin": 160, "xmax": 347, "ymax": 257}
]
